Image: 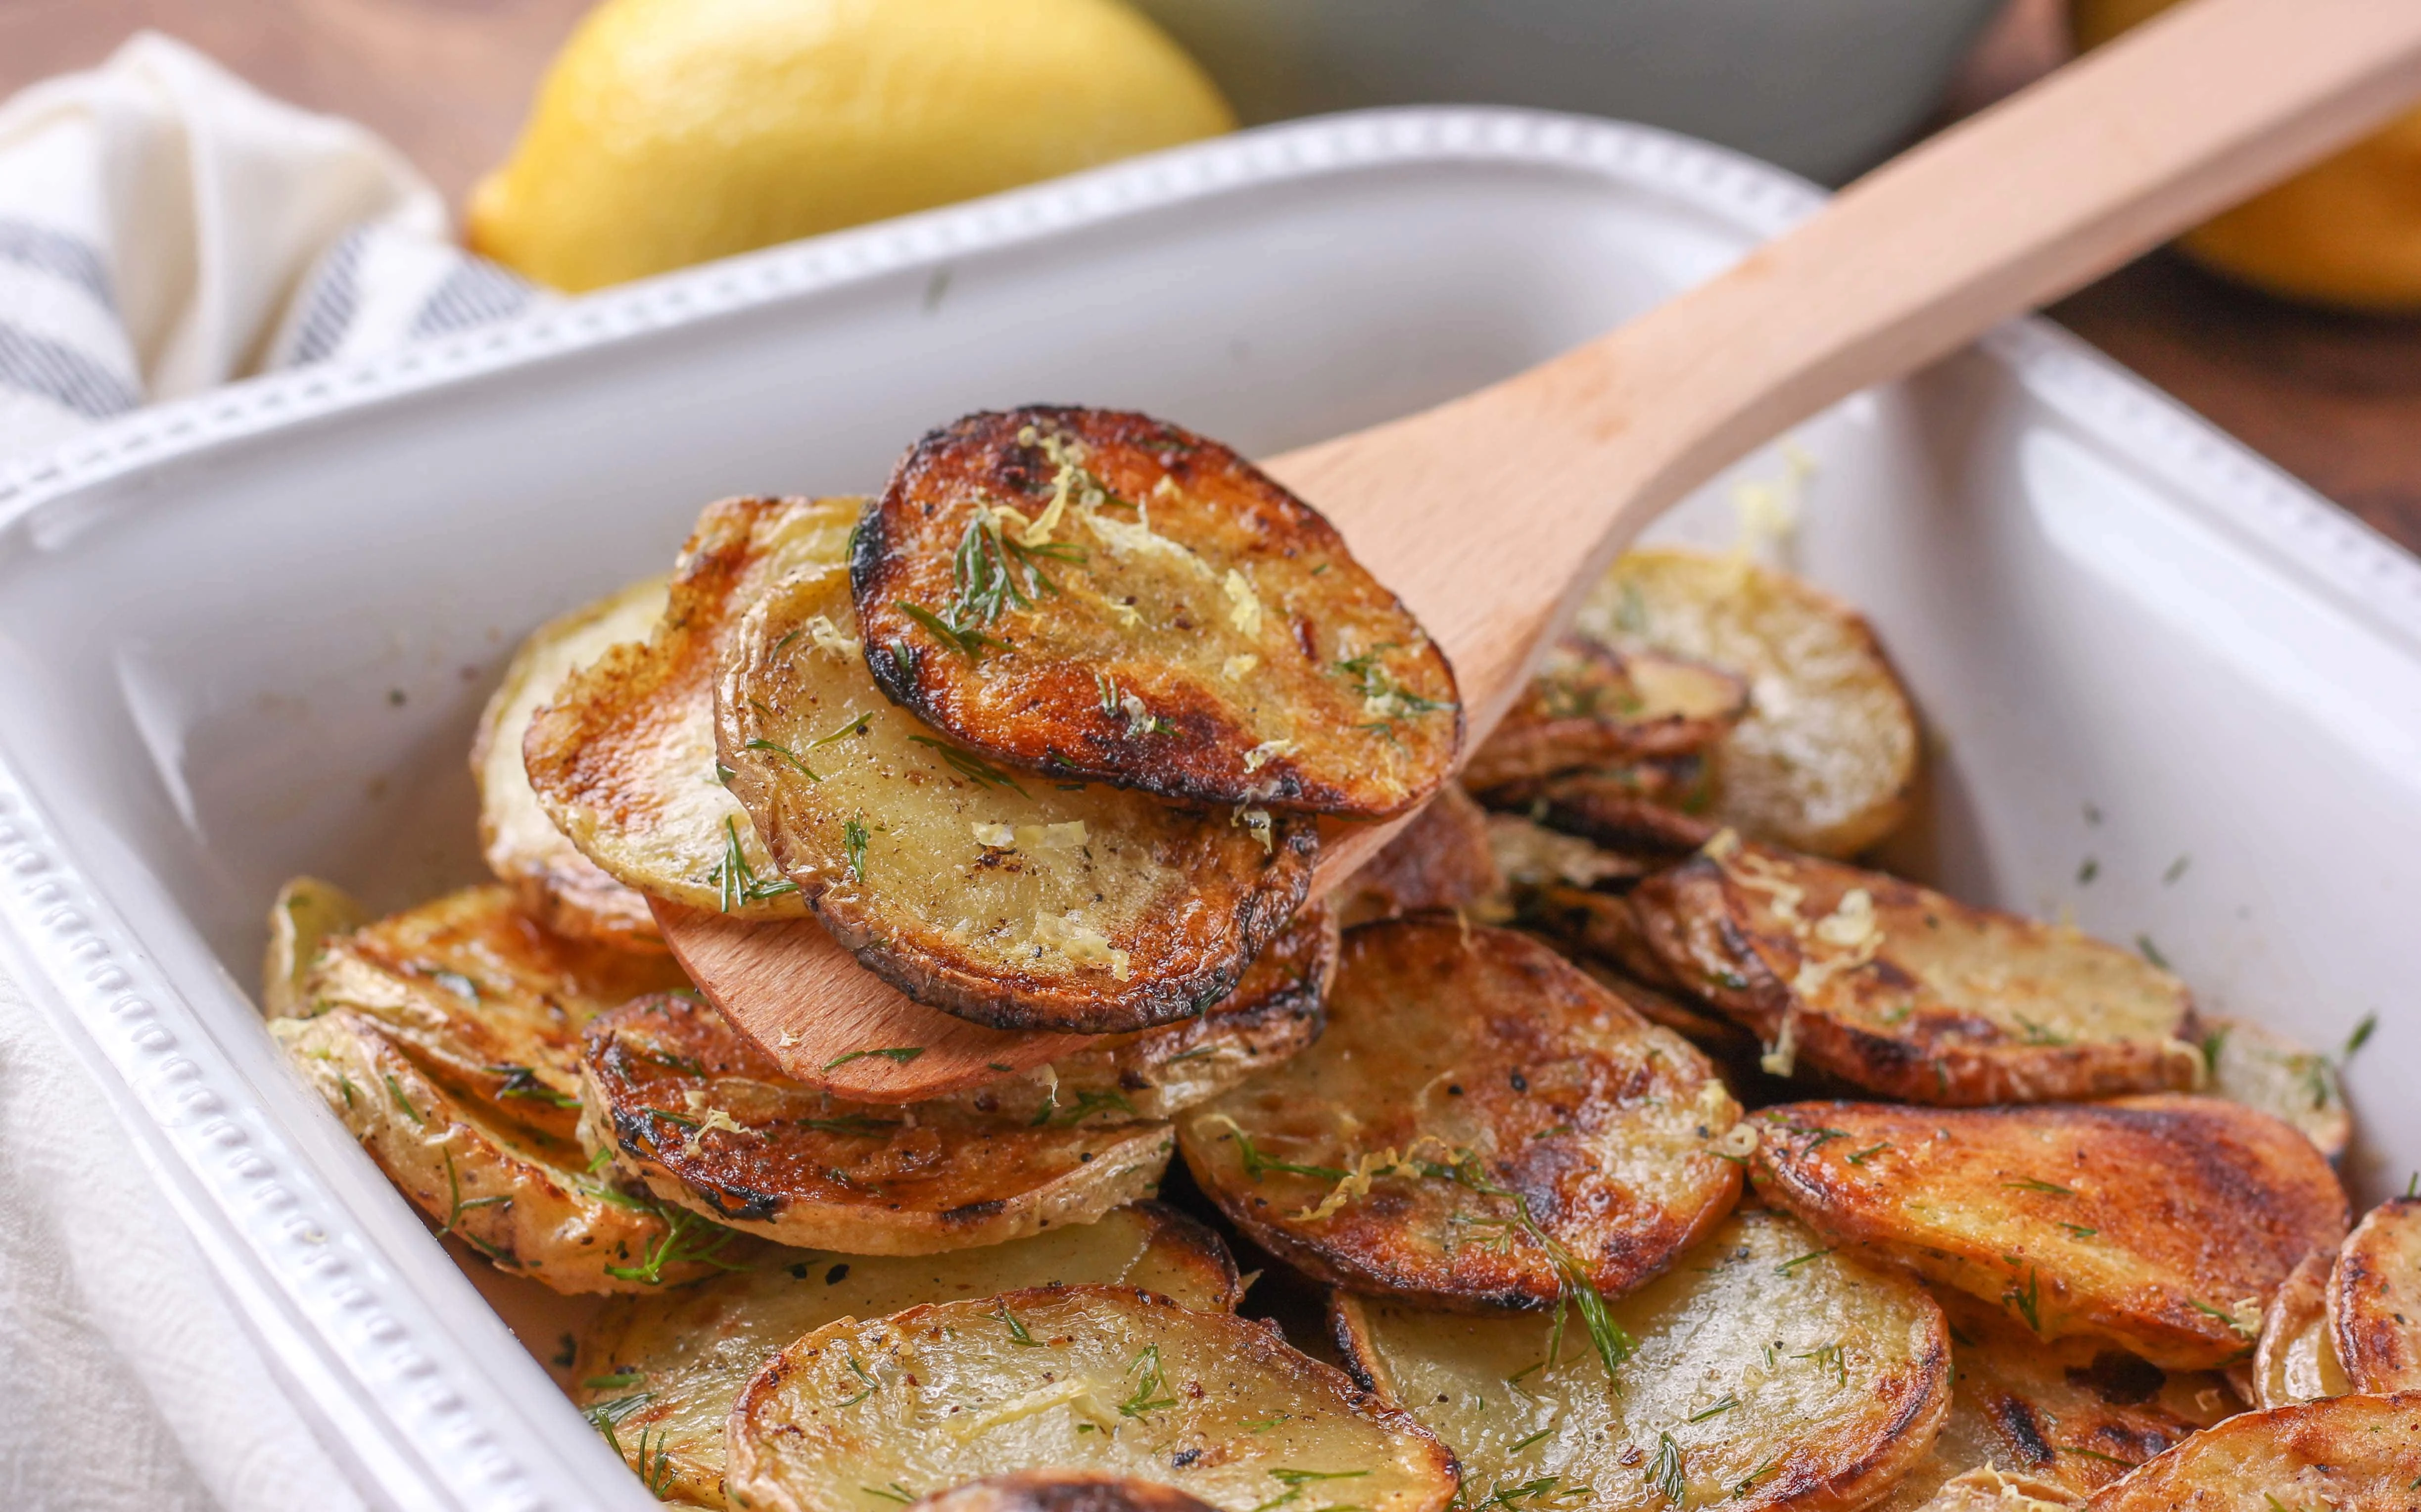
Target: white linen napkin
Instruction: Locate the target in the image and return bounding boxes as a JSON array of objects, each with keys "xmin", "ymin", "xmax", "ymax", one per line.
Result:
[{"xmin": 0, "ymin": 32, "xmax": 549, "ymax": 1511}]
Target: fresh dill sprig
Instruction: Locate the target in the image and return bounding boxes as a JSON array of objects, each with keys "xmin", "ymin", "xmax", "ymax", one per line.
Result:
[
  {"xmin": 384, "ymin": 1073, "xmax": 423, "ymax": 1126},
  {"xmin": 1646, "ymin": 1433, "xmax": 1687, "ymax": 1506},
  {"xmin": 1334, "ymin": 644, "xmax": 1449, "ymax": 719},
  {"xmin": 710, "ymin": 816, "xmax": 800, "ymax": 912},
  {"xmin": 895, "ymin": 601, "xmax": 1007, "ymax": 663},
  {"xmin": 1687, "ymin": 1394, "xmax": 1739, "ymax": 1422},
  {"xmin": 843, "ymin": 815, "xmax": 871, "ymax": 881},
  {"xmin": 744, "ymin": 737, "xmax": 819, "ymax": 780},
  {"xmin": 2001, "ymin": 1177, "xmax": 2076, "ymax": 1195},
  {"xmin": 1253, "ymin": 1469, "xmax": 1372, "ymax": 1512},
  {"xmin": 603, "ymin": 1202, "xmax": 748, "ymax": 1286},
  {"xmin": 947, "ymin": 508, "xmax": 1086, "ymax": 628},
  {"xmin": 907, "ymin": 734, "xmax": 1029, "ymax": 795},
  {"xmin": 2006, "ymin": 1266, "xmax": 2044, "ymax": 1332},
  {"xmin": 1118, "ymin": 1345, "xmax": 1177, "ymax": 1419},
  {"xmin": 1793, "ymin": 1341, "xmax": 1849, "ymax": 1387},
  {"xmin": 994, "ymin": 1303, "xmax": 1044, "ymax": 1346},
  {"xmin": 438, "ymin": 1150, "xmax": 514, "ymax": 1263},
  {"xmin": 821, "ymin": 1045, "xmax": 926, "ymax": 1072},
  {"xmin": 492, "ymin": 1065, "xmax": 582, "ymax": 1109},
  {"xmin": 806, "ymin": 1113, "xmax": 903, "ymax": 1135},
  {"xmin": 1031, "ymin": 1087, "xmax": 1137, "ymax": 1128}
]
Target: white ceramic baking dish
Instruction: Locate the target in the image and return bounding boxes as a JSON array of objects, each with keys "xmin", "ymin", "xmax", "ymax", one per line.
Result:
[{"xmin": 1, "ymin": 108, "xmax": 2416, "ymax": 1512}]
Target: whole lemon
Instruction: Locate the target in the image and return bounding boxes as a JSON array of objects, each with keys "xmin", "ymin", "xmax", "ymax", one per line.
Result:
[
  {"xmin": 2075, "ymin": 0, "xmax": 2421, "ymax": 310},
  {"xmin": 469, "ymin": 0, "xmax": 1235, "ymax": 292}
]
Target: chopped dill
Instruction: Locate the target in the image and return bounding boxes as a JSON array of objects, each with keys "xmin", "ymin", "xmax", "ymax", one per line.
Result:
[
  {"xmin": 603, "ymin": 1203, "xmax": 747, "ymax": 1286},
  {"xmin": 744, "ymin": 737, "xmax": 819, "ymax": 780},
  {"xmin": 895, "ymin": 601, "xmax": 1006, "ymax": 663},
  {"xmin": 1508, "ymin": 1427, "xmax": 1555, "ymax": 1452},
  {"xmin": 1646, "ymin": 1433, "xmax": 1687, "ymax": 1505},
  {"xmin": 2135, "ymin": 935, "xmax": 2170, "ymax": 970},
  {"xmin": 1334, "ymin": 644, "xmax": 1449, "ymax": 718},
  {"xmin": 710, "ymin": 816, "xmax": 800, "ymax": 911},
  {"xmin": 994, "ymin": 1302, "xmax": 1044, "ymax": 1346},
  {"xmin": 383, "ymin": 1073, "xmax": 422, "ymax": 1126},
  {"xmin": 1793, "ymin": 1342, "xmax": 1849, "ymax": 1387},
  {"xmin": 821, "ymin": 1046, "xmax": 926, "ymax": 1072},
  {"xmin": 843, "ymin": 815, "xmax": 870, "ymax": 881},
  {"xmin": 2006, "ymin": 1267, "xmax": 2043, "ymax": 1332},
  {"xmin": 493, "ymin": 1065, "xmax": 581, "ymax": 1108},
  {"xmin": 1776, "ymin": 1247, "xmax": 1837, "ymax": 1275},
  {"xmin": 806, "ymin": 1113, "xmax": 903, "ymax": 1135},
  {"xmin": 1687, "ymin": 1394, "xmax": 1739, "ymax": 1422},
  {"xmin": 2001, "ymin": 1177, "xmax": 2075, "ymax": 1195},
  {"xmin": 1118, "ymin": 1345, "xmax": 1177, "ymax": 1418},
  {"xmin": 908, "ymin": 734, "xmax": 1029, "ymax": 795}
]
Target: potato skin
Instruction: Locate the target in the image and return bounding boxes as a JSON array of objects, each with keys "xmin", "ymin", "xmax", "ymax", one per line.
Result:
[
  {"xmin": 852, "ymin": 408, "xmax": 1461, "ymax": 817},
  {"xmin": 1462, "ymin": 639, "xmax": 1746, "ymax": 794},
  {"xmin": 2333, "ymin": 1198, "xmax": 2421, "ymax": 1393},
  {"xmin": 1179, "ymin": 918, "xmax": 1743, "ymax": 1309},
  {"xmin": 2079, "ymin": 1391, "xmax": 2421, "ymax": 1511},
  {"xmin": 911, "ymin": 1473, "xmax": 1223, "ymax": 1512},
  {"xmin": 1634, "ymin": 843, "xmax": 2202, "ymax": 1105},
  {"xmin": 2254, "ymin": 1250, "xmax": 2347, "ymax": 1407},
  {"xmin": 1753, "ymin": 1097, "xmax": 2350, "ymax": 1370}
]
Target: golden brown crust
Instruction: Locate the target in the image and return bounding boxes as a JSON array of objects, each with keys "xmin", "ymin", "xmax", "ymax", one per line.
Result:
[
  {"xmin": 852, "ymin": 408, "xmax": 1461, "ymax": 817},
  {"xmin": 2332, "ymin": 1198, "xmax": 2421, "ymax": 1393},
  {"xmin": 1752, "ymin": 1096, "xmax": 2351, "ymax": 1369},
  {"xmin": 720, "ymin": 554, "xmax": 1317, "ymax": 1033},
  {"xmin": 1336, "ymin": 785, "xmax": 1506, "ymax": 927},
  {"xmin": 2079, "ymin": 1391, "xmax": 2421, "ymax": 1511},
  {"xmin": 1178, "ymin": 918, "xmax": 1743, "ymax": 1309},
  {"xmin": 1462, "ymin": 639, "xmax": 1746, "ymax": 793},
  {"xmin": 579, "ymin": 994, "xmax": 1175, "ymax": 1254},
  {"xmin": 1633, "ymin": 843, "xmax": 2202, "ymax": 1105},
  {"xmin": 2254, "ymin": 1250, "xmax": 2347, "ymax": 1407},
  {"xmin": 1478, "ymin": 763, "xmax": 1721, "ymax": 855}
]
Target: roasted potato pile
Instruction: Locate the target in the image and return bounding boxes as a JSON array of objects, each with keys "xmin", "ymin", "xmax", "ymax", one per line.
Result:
[{"xmin": 258, "ymin": 412, "xmax": 2407, "ymax": 1511}]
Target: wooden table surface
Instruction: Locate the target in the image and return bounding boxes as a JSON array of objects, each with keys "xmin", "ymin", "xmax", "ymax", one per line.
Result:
[{"xmin": 6, "ymin": 0, "xmax": 2419, "ymax": 558}]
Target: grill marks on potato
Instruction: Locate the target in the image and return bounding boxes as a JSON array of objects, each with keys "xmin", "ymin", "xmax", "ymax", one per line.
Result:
[
  {"xmin": 1462, "ymin": 639, "xmax": 1746, "ymax": 793},
  {"xmin": 579, "ymin": 994, "xmax": 1175, "ymax": 1254},
  {"xmin": 851, "ymin": 408, "xmax": 1460, "ymax": 817},
  {"xmin": 1331, "ymin": 1209, "xmax": 1950, "ymax": 1512},
  {"xmin": 1752, "ymin": 1097, "xmax": 2351, "ymax": 1370},
  {"xmin": 2332, "ymin": 1197, "xmax": 2421, "ymax": 1393},
  {"xmin": 474, "ymin": 573, "xmax": 670, "ymax": 947},
  {"xmin": 524, "ymin": 496, "xmax": 861, "ymax": 918},
  {"xmin": 725, "ymin": 1284, "xmax": 1458, "ymax": 1512},
  {"xmin": 1177, "ymin": 919, "xmax": 1743, "ymax": 1309},
  {"xmin": 721, "ymin": 552, "xmax": 1316, "ymax": 1033},
  {"xmin": 1633, "ymin": 841, "xmax": 2201, "ymax": 1105},
  {"xmin": 573, "ymin": 1204, "xmax": 1239, "ymax": 1509},
  {"xmin": 2078, "ymin": 1391, "xmax": 2421, "ymax": 1511}
]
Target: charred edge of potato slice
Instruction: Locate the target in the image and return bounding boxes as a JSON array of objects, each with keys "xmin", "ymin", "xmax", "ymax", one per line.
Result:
[
  {"xmin": 2077, "ymin": 1391, "xmax": 2421, "ymax": 1511},
  {"xmin": 274, "ymin": 1011, "xmax": 750, "ymax": 1293},
  {"xmin": 579, "ymin": 994, "xmax": 1175, "ymax": 1254},
  {"xmin": 262, "ymin": 875, "xmax": 368, "ymax": 1017},
  {"xmin": 2332, "ymin": 1197, "xmax": 2421, "ymax": 1394},
  {"xmin": 1337, "ymin": 786, "xmax": 1507, "ymax": 928},
  {"xmin": 292, "ymin": 883, "xmax": 690, "ymax": 1141},
  {"xmin": 1752, "ymin": 1096, "xmax": 2351, "ymax": 1370},
  {"xmin": 910, "ymin": 1472, "xmax": 1224, "ymax": 1512},
  {"xmin": 1575, "ymin": 546, "xmax": 1919, "ymax": 858},
  {"xmin": 2255, "ymin": 1250, "xmax": 2349, "ymax": 1408},
  {"xmin": 1330, "ymin": 1208, "xmax": 1950, "ymax": 1512},
  {"xmin": 2197, "ymin": 1016, "xmax": 2351, "ymax": 1163},
  {"xmin": 472, "ymin": 573, "xmax": 672, "ymax": 948},
  {"xmin": 933, "ymin": 904, "xmax": 1337, "ymax": 1127},
  {"xmin": 523, "ymin": 496, "xmax": 862, "ymax": 919},
  {"xmin": 1177, "ymin": 918, "xmax": 1744, "ymax": 1310},
  {"xmin": 1486, "ymin": 811, "xmax": 1657, "ymax": 897},
  {"xmin": 1633, "ymin": 842, "xmax": 2203, "ymax": 1105},
  {"xmin": 1506, "ymin": 876, "xmax": 1686, "ymax": 992},
  {"xmin": 851, "ymin": 407, "xmax": 1462, "ymax": 818},
  {"xmin": 573, "ymin": 1203, "xmax": 1240, "ymax": 1509},
  {"xmin": 720, "ymin": 553, "xmax": 1318, "ymax": 1034},
  {"xmin": 725, "ymin": 1283, "xmax": 1460, "ymax": 1512},
  {"xmin": 1461, "ymin": 639, "xmax": 1748, "ymax": 793},
  {"xmin": 1476, "ymin": 764, "xmax": 1721, "ymax": 857},
  {"xmin": 1570, "ymin": 956, "xmax": 1762, "ymax": 1058}
]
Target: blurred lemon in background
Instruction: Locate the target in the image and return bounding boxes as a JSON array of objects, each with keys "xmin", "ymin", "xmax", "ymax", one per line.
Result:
[
  {"xmin": 2075, "ymin": 0, "xmax": 2421, "ymax": 311},
  {"xmin": 469, "ymin": 0, "xmax": 1235, "ymax": 292}
]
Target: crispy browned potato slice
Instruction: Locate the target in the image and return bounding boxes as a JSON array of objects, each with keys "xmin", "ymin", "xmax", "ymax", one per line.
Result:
[
  {"xmin": 1575, "ymin": 547, "xmax": 1918, "ymax": 857},
  {"xmin": 726, "ymin": 1284, "xmax": 1458, "ymax": 1512},
  {"xmin": 275, "ymin": 1010, "xmax": 750, "ymax": 1293},
  {"xmin": 2197, "ymin": 1017, "xmax": 2351, "ymax": 1163},
  {"xmin": 1176, "ymin": 918, "xmax": 1744, "ymax": 1309},
  {"xmin": 1337, "ymin": 786, "xmax": 1507, "ymax": 927},
  {"xmin": 473, "ymin": 574, "xmax": 670, "ymax": 947},
  {"xmin": 1331, "ymin": 1209, "xmax": 1949, "ymax": 1512},
  {"xmin": 261, "ymin": 876, "xmax": 368, "ymax": 1017},
  {"xmin": 579, "ymin": 994, "xmax": 1175, "ymax": 1254},
  {"xmin": 1634, "ymin": 840, "xmax": 2202, "ymax": 1104},
  {"xmin": 2078, "ymin": 1392, "xmax": 2421, "ymax": 1511},
  {"xmin": 2333, "ymin": 1198, "xmax": 2421, "ymax": 1393},
  {"xmin": 912, "ymin": 1473, "xmax": 1222, "ymax": 1512},
  {"xmin": 1572, "ymin": 957, "xmax": 1762, "ymax": 1056},
  {"xmin": 852, "ymin": 408, "xmax": 1461, "ymax": 817},
  {"xmin": 1463, "ymin": 639, "xmax": 1747, "ymax": 792},
  {"xmin": 2254, "ymin": 1251, "xmax": 2348, "ymax": 1408},
  {"xmin": 291, "ymin": 883, "xmax": 688, "ymax": 1140},
  {"xmin": 932, "ymin": 904, "xmax": 1337, "ymax": 1127},
  {"xmin": 574, "ymin": 1204, "xmax": 1238, "ymax": 1509},
  {"xmin": 1485, "ymin": 811, "xmax": 1656, "ymax": 894},
  {"xmin": 525, "ymin": 497, "xmax": 860, "ymax": 918},
  {"xmin": 1899, "ymin": 1470, "xmax": 2082, "ymax": 1512},
  {"xmin": 1752, "ymin": 1096, "xmax": 2351, "ymax": 1370},
  {"xmin": 1481, "ymin": 764, "xmax": 1720, "ymax": 856},
  {"xmin": 721, "ymin": 548, "xmax": 1316, "ymax": 1034}
]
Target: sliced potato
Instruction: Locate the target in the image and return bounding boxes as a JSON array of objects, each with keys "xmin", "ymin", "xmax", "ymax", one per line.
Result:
[
  {"xmin": 293, "ymin": 883, "xmax": 688, "ymax": 1139},
  {"xmin": 2333, "ymin": 1197, "xmax": 2421, "ymax": 1393},
  {"xmin": 524, "ymin": 497, "xmax": 859, "ymax": 918},
  {"xmin": 1752, "ymin": 1096, "xmax": 2351, "ymax": 1370},
  {"xmin": 1507, "ymin": 878, "xmax": 1687, "ymax": 992},
  {"xmin": 1572, "ymin": 957, "xmax": 1762, "ymax": 1057},
  {"xmin": 472, "ymin": 574, "xmax": 670, "ymax": 947},
  {"xmin": 852, "ymin": 407, "xmax": 1461, "ymax": 817},
  {"xmin": 1331, "ymin": 1209, "xmax": 1949, "ymax": 1512},
  {"xmin": 2079, "ymin": 1392, "xmax": 2421, "ymax": 1511},
  {"xmin": 913, "ymin": 1473, "xmax": 1221, "ymax": 1512},
  {"xmin": 932, "ymin": 904, "xmax": 1337, "ymax": 1127},
  {"xmin": 1338, "ymin": 786, "xmax": 1507, "ymax": 927},
  {"xmin": 1482, "ymin": 764, "xmax": 1720, "ymax": 856},
  {"xmin": 721, "ymin": 549, "xmax": 1316, "ymax": 1034},
  {"xmin": 579, "ymin": 994, "xmax": 1174, "ymax": 1254},
  {"xmin": 261, "ymin": 875, "xmax": 367, "ymax": 1017},
  {"xmin": 574, "ymin": 1204, "xmax": 1238, "ymax": 1508},
  {"xmin": 2198, "ymin": 1017, "xmax": 2351, "ymax": 1163},
  {"xmin": 1462, "ymin": 639, "xmax": 1747, "ymax": 793},
  {"xmin": 275, "ymin": 1010, "xmax": 749, "ymax": 1293},
  {"xmin": 1177, "ymin": 918, "xmax": 1743, "ymax": 1308},
  {"xmin": 726, "ymin": 1284, "xmax": 1458, "ymax": 1512},
  {"xmin": 1486, "ymin": 811, "xmax": 1656, "ymax": 895},
  {"xmin": 1901, "ymin": 1470, "xmax": 2081, "ymax": 1512},
  {"xmin": 1634, "ymin": 841, "xmax": 2202, "ymax": 1105},
  {"xmin": 1575, "ymin": 547, "xmax": 1918, "ymax": 856},
  {"xmin": 2254, "ymin": 1251, "xmax": 2348, "ymax": 1408}
]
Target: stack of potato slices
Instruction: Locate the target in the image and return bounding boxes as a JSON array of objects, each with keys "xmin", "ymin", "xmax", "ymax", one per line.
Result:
[{"xmin": 258, "ymin": 408, "xmax": 2414, "ymax": 1511}]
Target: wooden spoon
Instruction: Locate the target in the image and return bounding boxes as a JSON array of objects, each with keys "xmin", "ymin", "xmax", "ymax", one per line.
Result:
[{"xmin": 662, "ymin": 0, "xmax": 2421, "ymax": 1101}]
